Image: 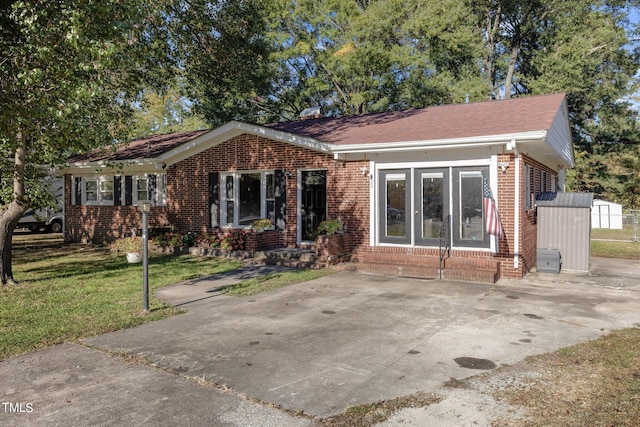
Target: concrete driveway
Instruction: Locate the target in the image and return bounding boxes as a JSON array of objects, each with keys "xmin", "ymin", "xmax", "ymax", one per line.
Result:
[{"xmin": 2, "ymin": 259, "xmax": 640, "ymax": 426}]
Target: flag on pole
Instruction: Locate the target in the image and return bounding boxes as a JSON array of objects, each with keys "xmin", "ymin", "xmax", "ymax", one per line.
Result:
[{"xmin": 482, "ymin": 173, "xmax": 504, "ymax": 239}]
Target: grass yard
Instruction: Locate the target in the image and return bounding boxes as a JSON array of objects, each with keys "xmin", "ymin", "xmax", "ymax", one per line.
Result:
[
  {"xmin": 0, "ymin": 233, "xmax": 241, "ymax": 359},
  {"xmin": 494, "ymin": 327, "xmax": 640, "ymax": 427},
  {"xmin": 591, "ymin": 226, "xmax": 639, "ymax": 259}
]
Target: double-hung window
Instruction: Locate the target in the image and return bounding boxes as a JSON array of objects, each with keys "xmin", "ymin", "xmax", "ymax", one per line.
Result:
[
  {"xmin": 83, "ymin": 177, "xmax": 114, "ymax": 205},
  {"xmin": 222, "ymin": 171, "xmax": 275, "ymax": 227},
  {"xmin": 75, "ymin": 174, "xmax": 166, "ymax": 206},
  {"xmin": 133, "ymin": 174, "xmax": 163, "ymax": 205}
]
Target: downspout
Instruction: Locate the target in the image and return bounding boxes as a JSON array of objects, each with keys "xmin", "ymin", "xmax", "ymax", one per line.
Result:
[{"xmin": 508, "ymin": 140, "xmax": 520, "ymax": 269}]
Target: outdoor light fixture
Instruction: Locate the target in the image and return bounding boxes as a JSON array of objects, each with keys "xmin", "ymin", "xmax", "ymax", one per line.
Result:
[
  {"xmin": 498, "ymin": 161, "xmax": 510, "ymax": 173},
  {"xmin": 138, "ymin": 202, "xmax": 152, "ymax": 311}
]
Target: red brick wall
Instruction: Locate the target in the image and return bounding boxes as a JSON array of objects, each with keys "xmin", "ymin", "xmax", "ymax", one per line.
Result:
[
  {"xmin": 64, "ymin": 133, "xmax": 557, "ymax": 281},
  {"xmin": 64, "ymin": 134, "xmax": 370, "ymax": 245},
  {"xmin": 63, "ymin": 175, "xmax": 171, "ymax": 244},
  {"xmin": 518, "ymin": 155, "xmax": 558, "ymax": 274},
  {"xmin": 166, "ymin": 134, "xmax": 338, "ymax": 247}
]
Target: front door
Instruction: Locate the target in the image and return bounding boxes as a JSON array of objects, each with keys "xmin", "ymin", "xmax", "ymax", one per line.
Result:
[
  {"xmin": 301, "ymin": 170, "xmax": 327, "ymax": 241},
  {"xmin": 414, "ymin": 168, "xmax": 449, "ymax": 246}
]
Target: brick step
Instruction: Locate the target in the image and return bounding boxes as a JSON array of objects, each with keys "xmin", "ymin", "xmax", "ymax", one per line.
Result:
[
  {"xmin": 358, "ymin": 252, "xmax": 441, "ymax": 268},
  {"xmin": 443, "ymin": 257, "xmax": 501, "ymax": 272},
  {"xmin": 357, "ymin": 262, "xmax": 440, "ymax": 280},
  {"xmin": 442, "ymin": 268, "xmax": 499, "ymax": 284},
  {"xmin": 357, "ymin": 261, "xmax": 499, "ymax": 283},
  {"xmin": 251, "ymin": 248, "xmax": 317, "ymax": 269}
]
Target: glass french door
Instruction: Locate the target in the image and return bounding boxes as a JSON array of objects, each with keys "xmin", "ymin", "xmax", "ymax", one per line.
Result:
[
  {"xmin": 414, "ymin": 169, "xmax": 448, "ymax": 246},
  {"xmin": 452, "ymin": 167, "xmax": 489, "ymax": 248},
  {"xmin": 379, "ymin": 170, "xmax": 411, "ymax": 244},
  {"xmin": 379, "ymin": 168, "xmax": 449, "ymax": 245},
  {"xmin": 378, "ymin": 166, "xmax": 490, "ymax": 249}
]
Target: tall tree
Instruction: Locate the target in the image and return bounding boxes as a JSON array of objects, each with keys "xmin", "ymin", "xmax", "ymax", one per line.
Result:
[
  {"xmin": 168, "ymin": 0, "xmax": 274, "ymax": 126},
  {"xmin": 128, "ymin": 81, "xmax": 208, "ymax": 139},
  {"xmin": 263, "ymin": 0, "xmax": 486, "ymax": 119},
  {"xmin": 0, "ymin": 1, "xmax": 172, "ymax": 284}
]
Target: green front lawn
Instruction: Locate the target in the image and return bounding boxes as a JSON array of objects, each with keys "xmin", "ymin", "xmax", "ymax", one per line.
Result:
[{"xmin": 0, "ymin": 234, "xmax": 241, "ymax": 359}]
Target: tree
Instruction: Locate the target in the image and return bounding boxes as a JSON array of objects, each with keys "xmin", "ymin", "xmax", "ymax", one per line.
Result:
[
  {"xmin": 0, "ymin": 1, "xmax": 172, "ymax": 285},
  {"xmin": 263, "ymin": 0, "xmax": 486, "ymax": 118},
  {"xmin": 128, "ymin": 81, "xmax": 208, "ymax": 139},
  {"xmin": 167, "ymin": 0, "xmax": 274, "ymax": 126}
]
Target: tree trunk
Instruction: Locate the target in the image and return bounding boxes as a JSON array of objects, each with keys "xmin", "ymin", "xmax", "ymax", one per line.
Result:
[
  {"xmin": 504, "ymin": 44, "xmax": 519, "ymax": 99},
  {"xmin": 0, "ymin": 203, "xmax": 24, "ymax": 285},
  {"xmin": 1, "ymin": 136, "xmax": 29, "ymax": 285}
]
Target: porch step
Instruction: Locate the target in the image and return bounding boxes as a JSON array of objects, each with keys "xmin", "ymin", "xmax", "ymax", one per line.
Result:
[
  {"xmin": 252, "ymin": 248, "xmax": 317, "ymax": 269},
  {"xmin": 357, "ymin": 262, "xmax": 441, "ymax": 280},
  {"xmin": 356, "ymin": 252, "xmax": 500, "ymax": 284}
]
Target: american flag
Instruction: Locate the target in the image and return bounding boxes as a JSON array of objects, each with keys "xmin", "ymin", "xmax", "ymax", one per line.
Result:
[{"xmin": 482, "ymin": 173, "xmax": 504, "ymax": 239}]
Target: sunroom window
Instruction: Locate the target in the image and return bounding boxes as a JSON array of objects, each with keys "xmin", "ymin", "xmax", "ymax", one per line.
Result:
[{"xmin": 222, "ymin": 171, "xmax": 275, "ymax": 227}]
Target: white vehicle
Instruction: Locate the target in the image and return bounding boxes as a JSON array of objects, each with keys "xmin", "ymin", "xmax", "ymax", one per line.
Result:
[
  {"xmin": 16, "ymin": 178, "xmax": 64, "ymax": 233},
  {"xmin": 18, "ymin": 208, "xmax": 63, "ymax": 233}
]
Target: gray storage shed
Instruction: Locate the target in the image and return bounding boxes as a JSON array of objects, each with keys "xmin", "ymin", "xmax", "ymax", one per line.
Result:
[{"xmin": 536, "ymin": 192, "xmax": 594, "ymax": 272}]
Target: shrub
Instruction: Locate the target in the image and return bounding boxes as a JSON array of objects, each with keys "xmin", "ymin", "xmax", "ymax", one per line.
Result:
[
  {"xmin": 221, "ymin": 230, "xmax": 247, "ymax": 251},
  {"xmin": 250, "ymin": 218, "xmax": 273, "ymax": 232},
  {"xmin": 110, "ymin": 236, "xmax": 145, "ymax": 254},
  {"xmin": 150, "ymin": 232, "xmax": 183, "ymax": 248},
  {"xmin": 317, "ymin": 218, "xmax": 344, "ymax": 236}
]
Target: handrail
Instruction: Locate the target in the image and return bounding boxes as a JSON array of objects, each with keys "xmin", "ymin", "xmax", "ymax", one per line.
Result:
[{"xmin": 439, "ymin": 215, "xmax": 451, "ymax": 280}]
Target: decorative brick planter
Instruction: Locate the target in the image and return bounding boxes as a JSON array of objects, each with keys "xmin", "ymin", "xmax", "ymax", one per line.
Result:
[
  {"xmin": 245, "ymin": 230, "xmax": 284, "ymax": 253},
  {"xmin": 315, "ymin": 233, "xmax": 352, "ymax": 265}
]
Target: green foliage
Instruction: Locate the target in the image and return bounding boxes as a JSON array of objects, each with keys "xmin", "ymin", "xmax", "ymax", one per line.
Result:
[
  {"xmin": 151, "ymin": 230, "xmax": 248, "ymax": 251},
  {"xmin": 110, "ymin": 236, "xmax": 145, "ymax": 255},
  {"xmin": 0, "ymin": 1, "xmax": 173, "ymax": 167},
  {"xmin": 127, "ymin": 80, "xmax": 208, "ymax": 139},
  {"xmin": 250, "ymin": 218, "xmax": 273, "ymax": 232},
  {"xmin": 317, "ymin": 218, "xmax": 344, "ymax": 236},
  {"xmin": 168, "ymin": 0, "xmax": 274, "ymax": 126},
  {"xmin": 263, "ymin": 0, "xmax": 485, "ymax": 119}
]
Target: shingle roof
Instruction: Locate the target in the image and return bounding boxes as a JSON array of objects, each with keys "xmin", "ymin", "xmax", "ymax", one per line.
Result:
[
  {"xmin": 266, "ymin": 93, "xmax": 566, "ymax": 145},
  {"xmin": 69, "ymin": 93, "xmax": 566, "ymax": 162},
  {"xmin": 70, "ymin": 129, "xmax": 210, "ymax": 162}
]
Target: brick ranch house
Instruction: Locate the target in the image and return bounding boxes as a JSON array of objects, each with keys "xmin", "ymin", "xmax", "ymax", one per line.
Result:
[{"xmin": 60, "ymin": 93, "xmax": 573, "ymax": 283}]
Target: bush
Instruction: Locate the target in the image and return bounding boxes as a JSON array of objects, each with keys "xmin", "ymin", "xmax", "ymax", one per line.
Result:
[
  {"xmin": 317, "ymin": 218, "xmax": 344, "ymax": 236},
  {"xmin": 150, "ymin": 229, "xmax": 248, "ymax": 251},
  {"xmin": 250, "ymin": 218, "xmax": 273, "ymax": 232},
  {"xmin": 150, "ymin": 232, "xmax": 183, "ymax": 248},
  {"xmin": 221, "ymin": 230, "xmax": 247, "ymax": 251},
  {"xmin": 110, "ymin": 236, "xmax": 145, "ymax": 254}
]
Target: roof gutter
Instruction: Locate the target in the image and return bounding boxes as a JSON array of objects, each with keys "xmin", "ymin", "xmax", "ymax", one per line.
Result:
[{"xmin": 331, "ymin": 131, "xmax": 548, "ymax": 154}]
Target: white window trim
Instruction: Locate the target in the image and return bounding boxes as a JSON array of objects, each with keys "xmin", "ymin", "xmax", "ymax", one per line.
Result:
[
  {"xmin": 525, "ymin": 164, "xmax": 532, "ymax": 210},
  {"xmin": 371, "ymin": 161, "xmax": 494, "ymax": 252},
  {"xmin": 82, "ymin": 176, "xmax": 115, "ymax": 206},
  {"xmin": 221, "ymin": 171, "xmax": 275, "ymax": 227},
  {"xmin": 131, "ymin": 174, "xmax": 166, "ymax": 206},
  {"xmin": 76, "ymin": 173, "xmax": 167, "ymax": 207}
]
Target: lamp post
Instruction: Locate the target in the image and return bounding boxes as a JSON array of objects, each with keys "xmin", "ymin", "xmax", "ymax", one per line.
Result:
[{"xmin": 138, "ymin": 202, "xmax": 152, "ymax": 312}]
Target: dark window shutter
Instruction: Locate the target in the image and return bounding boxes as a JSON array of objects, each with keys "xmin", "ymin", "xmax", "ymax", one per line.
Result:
[
  {"xmin": 74, "ymin": 177, "xmax": 82, "ymax": 206},
  {"xmin": 148, "ymin": 175, "xmax": 157, "ymax": 204},
  {"xmin": 275, "ymin": 169, "xmax": 287, "ymax": 231},
  {"xmin": 113, "ymin": 176, "xmax": 122, "ymax": 206},
  {"xmin": 124, "ymin": 176, "xmax": 133, "ymax": 206},
  {"xmin": 209, "ymin": 172, "xmax": 219, "ymax": 228}
]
